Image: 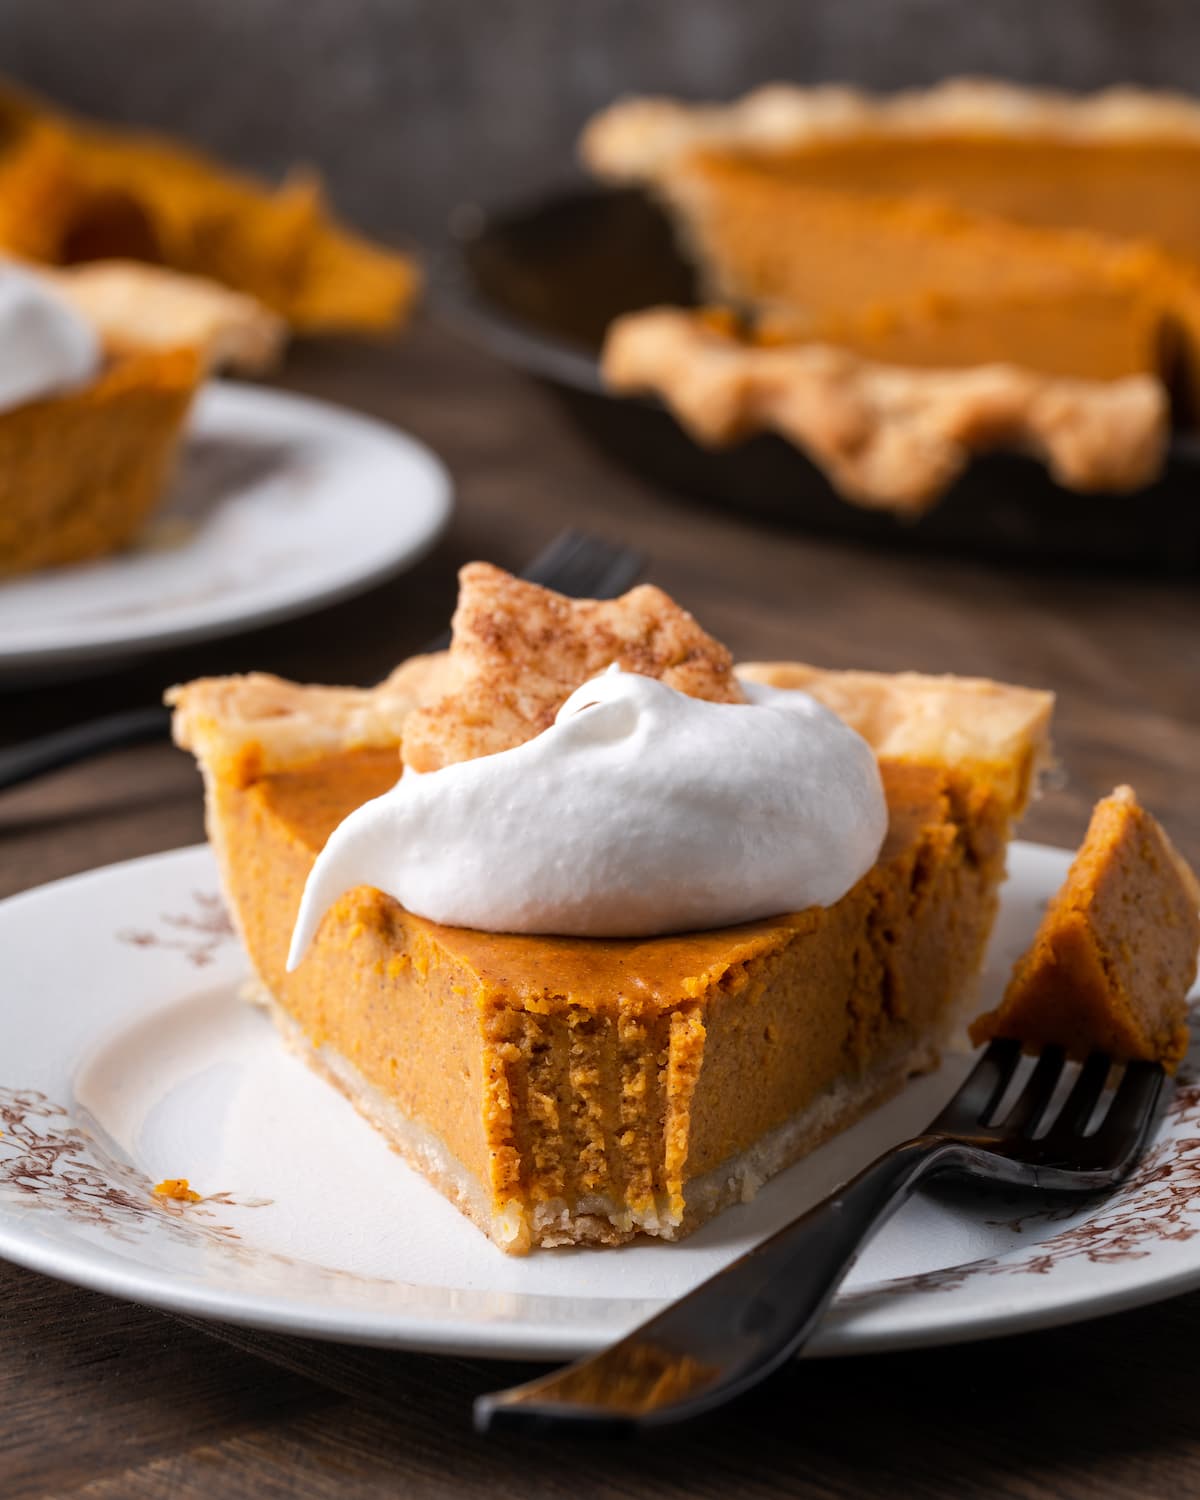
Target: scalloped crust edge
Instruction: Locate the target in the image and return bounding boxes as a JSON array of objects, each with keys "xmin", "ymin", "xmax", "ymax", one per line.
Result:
[
  {"xmin": 582, "ymin": 77, "xmax": 1200, "ymax": 183},
  {"xmin": 602, "ymin": 307, "xmax": 1168, "ymax": 514}
]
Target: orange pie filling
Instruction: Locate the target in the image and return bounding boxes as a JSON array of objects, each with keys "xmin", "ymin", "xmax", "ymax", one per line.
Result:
[
  {"xmin": 0, "ymin": 345, "xmax": 198, "ymax": 576},
  {"xmin": 973, "ymin": 785, "xmax": 1200, "ymax": 1068},
  {"xmin": 211, "ymin": 748, "xmax": 1011, "ymax": 1252}
]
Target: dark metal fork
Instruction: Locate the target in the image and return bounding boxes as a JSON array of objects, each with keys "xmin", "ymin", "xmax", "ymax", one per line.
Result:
[
  {"xmin": 477, "ymin": 1040, "xmax": 1169, "ymax": 1436},
  {"xmin": 0, "ymin": 529, "xmax": 644, "ymax": 792}
]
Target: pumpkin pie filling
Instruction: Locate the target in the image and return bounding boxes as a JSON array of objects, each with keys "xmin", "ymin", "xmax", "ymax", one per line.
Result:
[
  {"xmin": 171, "ymin": 568, "xmax": 1053, "ymax": 1253},
  {"xmin": 0, "ymin": 258, "xmax": 288, "ymax": 577},
  {"xmin": 676, "ymin": 135, "xmax": 1200, "ymax": 266},
  {"xmin": 210, "ymin": 747, "xmax": 1014, "ymax": 1249},
  {"xmin": 0, "ymin": 345, "xmax": 199, "ymax": 576},
  {"xmin": 972, "ymin": 786, "xmax": 1200, "ymax": 1068}
]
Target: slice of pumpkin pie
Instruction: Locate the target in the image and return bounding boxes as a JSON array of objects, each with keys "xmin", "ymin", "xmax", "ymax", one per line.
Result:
[
  {"xmin": 972, "ymin": 785, "xmax": 1200, "ymax": 1067},
  {"xmin": 169, "ymin": 564, "xmax": 1053, "ymax": 1252},
  {"xmin": 0, "ymin": 258, "xmax": 286, "ymax": 576}
]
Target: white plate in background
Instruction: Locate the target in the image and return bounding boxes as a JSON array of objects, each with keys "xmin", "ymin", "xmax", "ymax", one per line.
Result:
[{"xmin": 0, "ymin": 382, "xmax": 452, "ymax": 679}]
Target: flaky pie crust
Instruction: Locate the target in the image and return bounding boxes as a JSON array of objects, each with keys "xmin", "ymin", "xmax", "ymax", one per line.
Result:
[
  {"xmin": 582, "ymin": 77, "xmax": 1200, "ymax": 184},
  {"xmin": 602, "ymin": 308, "xmax": 1168, "ymax": 513},
  {"xmin": 171, "ymin": 569, "xmax": 1053, "ymax": 822},
  {"xmin": 43, "ymin": 260, "xmax": 286, "ymax": 373},
  {"xmin": 167, "ymin": 653, "xmax": 449, "ymax": 785}
]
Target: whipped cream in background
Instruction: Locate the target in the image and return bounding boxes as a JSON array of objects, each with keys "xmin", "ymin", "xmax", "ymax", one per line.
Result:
[
  {"xmin": 288, "ymin": 668, "xmax": 887, "ymax": 963},
  {"xmin": 0, "ymin": 263, "xmax": 100, "ymax": 413}
]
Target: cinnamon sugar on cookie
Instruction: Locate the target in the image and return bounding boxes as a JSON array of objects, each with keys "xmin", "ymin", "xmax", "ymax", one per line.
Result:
[{"xmin": 401, "ymin": 562, "xmax": 745, "ymax": 772}]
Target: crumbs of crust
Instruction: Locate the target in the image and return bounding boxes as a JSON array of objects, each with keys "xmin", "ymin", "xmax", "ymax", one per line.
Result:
[{"xmin": 401, "ymin": 561, "xmax": 746, "ymax": 772}]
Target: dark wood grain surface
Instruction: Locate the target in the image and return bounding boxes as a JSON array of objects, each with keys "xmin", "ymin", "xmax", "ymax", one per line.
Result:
[{"xmin": 3, "ymin": 314, "xmax": 1200, "ymax": 1498}]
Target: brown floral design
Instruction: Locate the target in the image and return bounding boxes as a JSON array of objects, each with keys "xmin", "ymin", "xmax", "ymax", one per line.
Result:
[
  {"xmin": 0, "ymin": 1086, "xmax": 268, "ymax": 1250},
  {"xmin": 0, "ymin": 1086, "xmax": 401, "ymax": 1293},
  {"xmin": 116, "ymin": 890, "xmax": 235, "ymax": 968},
  {"xmin": 8, "ymin": 1070, "xmax": 1199, "ymax": 1292},
  {"xmin": 844, "ymin": 1069, "xmax": 1200, "ymax": 1302}
]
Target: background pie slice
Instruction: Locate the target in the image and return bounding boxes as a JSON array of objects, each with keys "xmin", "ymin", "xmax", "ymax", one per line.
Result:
[
  {"xmin": 0, "ymin": 260, "xmax": 282, "ymax": 577},
  {"xmin": 0, "ymin": 344, "xmax": 198, "ymax": 576}
]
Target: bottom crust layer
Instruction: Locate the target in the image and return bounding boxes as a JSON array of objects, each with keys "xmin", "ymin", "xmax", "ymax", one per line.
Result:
[{"xmin": 250, "ymin": 982, "xmax": 940, "ymax": 1255}]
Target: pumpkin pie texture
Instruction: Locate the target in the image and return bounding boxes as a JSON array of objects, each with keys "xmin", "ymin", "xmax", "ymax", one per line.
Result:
[
  {"xmin": 170, "ymin": 567, "xmax": 1053, "ymax": 1253},
  {"xmin": 0, "ymin": 343, "xmax": 198, "ymax": 576},
  {"xmin": 584, "ymin": 79, "xmax": 1200, "ymax": 507},
  {"xmin": 0, "ymin": 258, "xmax": 289, "ymax": 577}
]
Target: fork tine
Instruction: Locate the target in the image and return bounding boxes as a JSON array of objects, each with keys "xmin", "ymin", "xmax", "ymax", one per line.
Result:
[
  {"xmin": 1045, "ymin": 1051, "xmax": 1113, "ymax": 1140},
  {"xmin": 1086, "ymin": 1060, "xmax": 1167, "ymax": 1170},
  {"xmin": 1003, "ymin": 1045, "xmax": 1067, "ymax": 1136},
  {"xmin": 522, "ymin": 530, "xmax": 643, "ymax": 599},
  {"xmin": 521, "ymin": 530, "xmax": 589, "ymax": 590},
  {"xmin": 589, "ymin": 545, "xmax": 646, "ymax": 601},
  {"xmin": 930, "ymin": 1038, "xmax": 1021, "ymax": 1132}
]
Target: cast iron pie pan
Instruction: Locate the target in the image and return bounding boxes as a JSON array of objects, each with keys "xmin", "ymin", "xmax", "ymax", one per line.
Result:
[{"xmin": 440, "ymin": 185, "xmax": 1200, "ymax": 573}]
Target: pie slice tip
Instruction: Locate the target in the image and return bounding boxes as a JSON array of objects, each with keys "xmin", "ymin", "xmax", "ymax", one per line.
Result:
[{"xmin": 971, "ymin": 784, "xmax": 1200, "ymax": 1068}]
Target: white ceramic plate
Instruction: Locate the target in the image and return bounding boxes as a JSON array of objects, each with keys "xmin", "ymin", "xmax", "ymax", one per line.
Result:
[
  {"xmin": 2, "ymin": 841, "xmax": 1198, "ymax": 1361},
  {"xmin": 0, "ymin": 383, "xmax": 452, "ymax": 679}
]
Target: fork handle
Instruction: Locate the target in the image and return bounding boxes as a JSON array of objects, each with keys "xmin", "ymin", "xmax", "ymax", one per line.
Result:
[
  {"xmin": 477, "ymin": 1135, "xmax": 964, "ymax": 1435},
  {"xmin": 0, "ymin": 706, "xmax": 172, "ymax": 792}
]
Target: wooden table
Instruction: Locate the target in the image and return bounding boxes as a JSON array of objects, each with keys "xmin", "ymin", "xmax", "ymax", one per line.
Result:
[{"xmin": 3, "ymin": 315, "xmax": 1200, "ymax": 1499}]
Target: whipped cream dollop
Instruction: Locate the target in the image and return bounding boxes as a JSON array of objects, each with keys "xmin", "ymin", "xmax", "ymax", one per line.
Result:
[
  {"xmin": 288, "ymin": 668, "xmax": 887, "ymax": 962},
  {"xmin": 0, "ymin": 263, "xmax": 100, "ymax": 413}
]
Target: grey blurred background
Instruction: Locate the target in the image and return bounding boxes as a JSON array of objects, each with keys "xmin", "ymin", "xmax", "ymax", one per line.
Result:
[{"xmin": 2, "ymin": 0, "xmax": 1196, "ymax": 248}]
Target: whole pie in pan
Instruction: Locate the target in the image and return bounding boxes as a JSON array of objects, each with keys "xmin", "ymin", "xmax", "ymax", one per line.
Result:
[
  {"xmin": 583, "ymin": 79, "xmax": 1200, "ymax": 511},
  {"xmin": 169, "ymin": 564, "xmax": 1054, "ymax": 1253}
]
